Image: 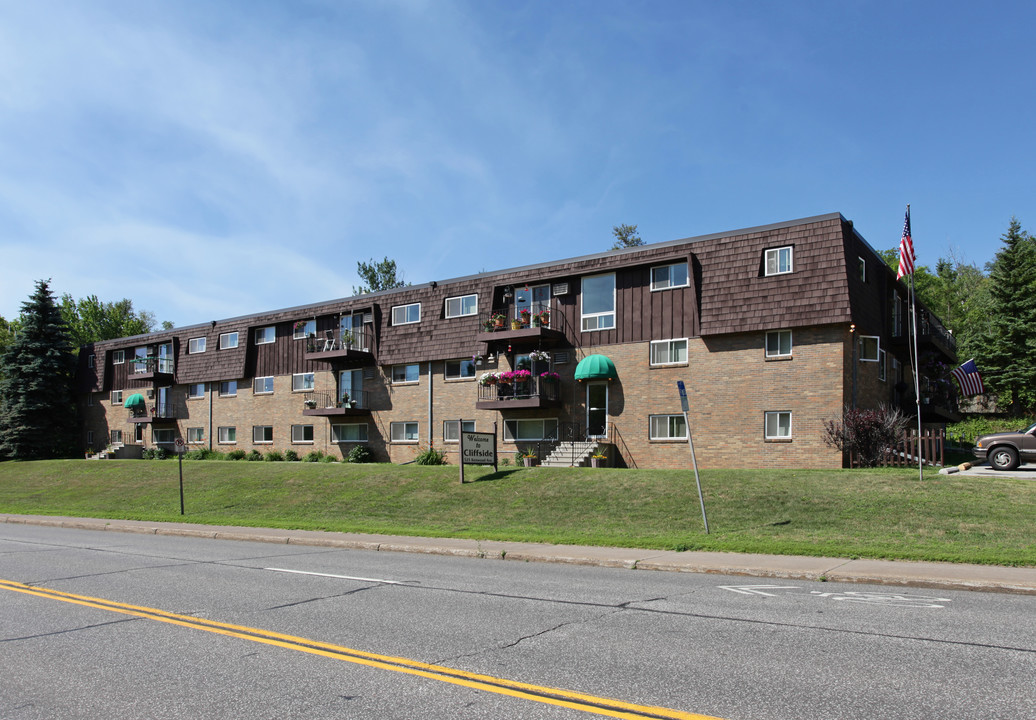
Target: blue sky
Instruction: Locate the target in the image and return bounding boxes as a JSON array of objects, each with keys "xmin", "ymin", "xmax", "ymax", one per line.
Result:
[{"xmin": 2, "ymin": 1, "xmax": 1033, "ymax": 328}]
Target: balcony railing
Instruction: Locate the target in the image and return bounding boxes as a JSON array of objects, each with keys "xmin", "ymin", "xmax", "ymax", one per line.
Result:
[
  {"xmin": 917, "ymin": 309, "xmax": 956, "ymax": 352},
  {"xmin": 477, "ymin": 376, "xmax": 561, "ymax": 403},
  {"xmin": 127, "ymin": 402, "xmax": 175, "ymax": 421},
  {"xmin": 479, "ymin": 306, "xmax": 568, "ymax": 334},
  {"xmin": 128, "ymin": 357, "xmax": 175, "ymax": 376},
  {"xmin": 305, "ymin": 327, "xmax": 372, "ymax": 354},
  {"xmin": 302, "ymin": 389, "xmax": 370, "ymax": 411}
]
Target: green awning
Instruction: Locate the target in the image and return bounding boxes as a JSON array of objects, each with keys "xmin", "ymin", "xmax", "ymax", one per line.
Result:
[
  {"xmin": 574, "ymin": 354, "xmax": 618, "ymax": 381},
  {"xmin": 123, "ymin": 393, "xmax": 146, "ymax": 408}
]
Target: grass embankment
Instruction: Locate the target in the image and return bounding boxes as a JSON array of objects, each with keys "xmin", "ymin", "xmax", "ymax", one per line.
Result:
[{"xmin": 0, "ymin": 460, "xmax": 1033, "ymax": 566}]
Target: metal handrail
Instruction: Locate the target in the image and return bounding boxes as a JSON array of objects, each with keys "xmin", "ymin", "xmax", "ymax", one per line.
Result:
[
  {"xmin": 477, "ymin": 376, "xmax": 561, "ymax": 402},
  {"xmin": 305, "ymin": 327, "xmax": 372, "ymax": 353},
  {"xmin": 303, "ymin": 389, "xmax": 370, "ymax": 410}
]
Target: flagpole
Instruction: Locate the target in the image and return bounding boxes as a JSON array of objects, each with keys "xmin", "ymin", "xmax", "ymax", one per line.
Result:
[{"xmin": 905, "ymin": 204, "xmax": 923, "ymax": 481}]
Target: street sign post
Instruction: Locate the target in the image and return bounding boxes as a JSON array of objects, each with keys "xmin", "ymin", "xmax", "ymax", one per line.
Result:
[
  {"xmin": 677, "ymin": 381, "xmax": 709, "ymax": 534},
  {"xmin": 459, "ymin": 425, "xmax": 497, "ymax": 483},
  {"xmin": 173, "ymin": 437, "xmax": 186, "ymax": 515}
]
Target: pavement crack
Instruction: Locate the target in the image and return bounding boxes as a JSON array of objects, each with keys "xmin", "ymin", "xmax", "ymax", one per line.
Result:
[
  {"xmin": 263, "ymin": 586, "xmax": 374, "ymax": 611},
  {"xmin": 1, "ymin": 617, "xmax": 141, "ymax": 643}
]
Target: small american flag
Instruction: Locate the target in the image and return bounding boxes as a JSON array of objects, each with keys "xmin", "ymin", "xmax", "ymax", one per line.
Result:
[
  {"xmin": 897, "ymin": 207, "xmax": 915, "ymax": 280},
  {"xmin": 951, "ymin": 359, "xmax": 985, "ymax": 396}
]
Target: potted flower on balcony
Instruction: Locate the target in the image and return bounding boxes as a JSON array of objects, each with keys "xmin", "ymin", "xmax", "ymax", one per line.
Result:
[
  {"xmin": 341, "ymin": 330, "xmax": 354, "ymax": 349},
  {"xmin": 472, "ymin": 353, "xmax": 485, "ymax": 367},
  {"xmin": 479, "ymin": 372, "xmax": 498, "ymax": 386},
  {"xmin": 519, "ymin": 308, "xmax": 531, "ymax": 327},
  {"xmin": 534, "ymin": 309, "xmax": 550, "ymax": 327},
  {"xmin": 539, "ymin": 371, "xmax": 560, "ymax": 383},
  {"xmin": 590, "ymin": 452, "xmax": 607, "ymax": 468},
  {"xmin": 492, "ymin": 312, "xmax": 507, "ymax": 329},
  {"xmin": 304, "ymin": 398, "xmax": 317, "ymax": 409}
]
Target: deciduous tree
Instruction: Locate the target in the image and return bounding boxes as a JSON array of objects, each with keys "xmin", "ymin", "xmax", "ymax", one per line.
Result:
[
  {"xmin": 59, "ymin": 294, "xmax": 157, "ymax": 348},
  {"xmin": 353, "ymin": 257, "xmax": 409, "ymax": 295}
]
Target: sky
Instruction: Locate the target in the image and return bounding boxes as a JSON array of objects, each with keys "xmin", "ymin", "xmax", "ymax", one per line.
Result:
[{"xmin": 1, "ymin": 0, "xmax": 1034, "ymax": 329}]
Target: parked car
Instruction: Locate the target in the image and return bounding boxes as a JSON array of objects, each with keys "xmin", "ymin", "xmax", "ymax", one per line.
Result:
[{"xmin": 973, "ymin": 421, "xmax": 1036, "ymax": 470}]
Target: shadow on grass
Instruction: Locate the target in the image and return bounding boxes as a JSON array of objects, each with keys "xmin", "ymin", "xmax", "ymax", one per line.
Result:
[{"xmin": 464, "ymin": 469, "xmax": 522, "ymax": 483}]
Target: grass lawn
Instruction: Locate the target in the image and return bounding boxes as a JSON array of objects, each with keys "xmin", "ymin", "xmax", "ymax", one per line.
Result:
[{"xmin": 0, "ymin": 460, "xmax": 1033, "ymax": 566}]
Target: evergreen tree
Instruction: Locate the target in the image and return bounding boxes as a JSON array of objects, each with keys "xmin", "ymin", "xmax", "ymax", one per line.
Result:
[
  {"xmin": 610, "ymin": 224, "xmax": 643, "ymax": 249},
  {"xmin": 0, "ymin": 280, "xmax": 78, "ymax": 459},
  {"xmin": 978, "ymin": 218, "xmax": 1036, "ymax": 414}
]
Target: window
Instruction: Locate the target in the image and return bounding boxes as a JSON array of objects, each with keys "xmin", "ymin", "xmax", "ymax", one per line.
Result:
[
  {"xmin": 252, "ymin": 426, "xmax": 273, "ymax": 443},
  {"xmin": 765, "ymin": 412, "xmax": 792, "ymax": 440},
  {"xmin": 650, "ymin": 262, "xmax": 689, "ymax": 291},
  {"xmin": 503, "ymin": 418, "xmax": 559, "ymax": 442},
  {"xmin": 331, "ymin": 423, "xmax": 368, "ymax": 443},
  {"xmin": 445, "ymin": 294, "xmax": 477, "ymax": 318},
  {"xmin": 188, "ymin": 383, "xmax": 205, "ymax": 399},
  {"xmin": 293, "ymin": 320, "xmax": 315, "ymax": 339},
  {"xmin": 255, "ymin": 326, "xmax": 276, "ymax": 345},
  {"xmin": 765, "ymin": 330, "xmax": 793, "ymax": 358},
  {"xmin": 392, "ymin": 364, "xmax": 420, "ymax": 384},
  {"xmin": 390, "ymin": 421, "xmax": 419, "ymax": 443},
  {"xmin": 391, "ymin": 303, "xmax": 421, "ymax": 325},
  {"xmin": 86, "ymin": 430, "xmax": 94, "ymax": 446},
  {"xmin": 859, "ymin": 336, "xmax": 880, "ymax": 362},
  {"xmin": 110, "ymin": 430, "xmax": 123, "ymax": 444},
  {"xmin": 110, "ymin": 390, "xmax": 123, "ymax": 405},
  {"xmin": 581, "ymin": 273, "xmax": 616, "ymax": 331},
  {"xmin": 112, "ymin": 350, "xmax": 125, "ymax": 365},
  {"xmin": 188, "ymin": 337, "xmax": 206, "ymax": 354},
  {"xmin": 87, "ymin": 354, "xmax": 95, "ymax": 369},
  {"xmin": 219, "ymin": 380, "xmax": 237, "ymax": 397},
  {"xmin": 879, "ymin": 349, "xmax": 887, "ymax": 382},
  {"xmin": 649, "ymin": 415, "xmax": 687, "ymax": 440},
  {"xmin": 764, "ymin": 246, "xmax": 793, "ymax": 276},
  {"xmin": 650, "ymin": 339, "xmax": 688, "ymax": 366},
  {"xmin": 254, "ymin": 376, "xmax": 274, "ymax": 394},
  {"xmin": 87, "ymin": 394, "xmax": 94, "ymax": 407},
  {"xmin": 858, "ymin": 256, "xmax": 867, "ymax": 282},
  {"xmin": 445, "ymin": 359, "xmax": 476, "ymax": 380},
  {"xmin": 291, "ymin": 424, "xmax": 314, "ymax": 444},
  {"xmin": 218, "ymin": 426, "xmax": 237, "ymax": 444},
  {"xmin": 187, "ymin": 427, "xmax": 204, "ymax": 444},
  {"xmin": 891, "ymin": 294, "xmax": 904, "ymax": 337},
  {"xmin": 444, "ymin": 420, "xmax": 476, "ymax": 443},
  {"xmin": 153, "ymin": 428, "xmax": 176, "ymax": 444},
  {"xmin": 157, "ymin": 343, "xmax": 174, "ymax": 374},
  {"xmin": 292, "ymin": 373, "xmax": 315, "ymax": 392},
  {"xmin": 219, "ymin": 332, "xmax": 239, "ymax": 349}
]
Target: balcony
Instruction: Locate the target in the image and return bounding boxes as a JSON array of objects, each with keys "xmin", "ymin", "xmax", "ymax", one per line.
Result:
[
  {"xmin": 889, "ymin": 308, "xmax": 957, "ymax": 360},
  {"xmin": 478, "ymin": 307, "xmax": 567, "ymax": 346},
  {"xmin": 127, "ymin": 401, "xmax": 177, "ymax": 424},
  {"xmin": 127, "ymin": 357, "xmax": 175, "ymax": 384},
  {"xmin": 302, "ymin": 390, "xmax": 372, "ymax": 417},
  {"xmin": 476, "ymin": 375, "xmax": 562, "ymax": 410},
  {"xmin": 303, "ymin": 328, "xmax": 374, "ymax": 366}
]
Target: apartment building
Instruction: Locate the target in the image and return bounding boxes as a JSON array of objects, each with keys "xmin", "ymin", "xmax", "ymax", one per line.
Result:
[{"xmin": 75, "ymin": 213, "xmax": 959, "ymax": 469}]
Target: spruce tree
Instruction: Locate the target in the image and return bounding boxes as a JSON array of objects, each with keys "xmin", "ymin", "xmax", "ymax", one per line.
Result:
[
  {"xmin": 0, "ymin": 280, "xmax": 78, "ymax": 459},
  {"xmin": 979, "ymin": 218, "xmax": 1036, "ymax": 415}
]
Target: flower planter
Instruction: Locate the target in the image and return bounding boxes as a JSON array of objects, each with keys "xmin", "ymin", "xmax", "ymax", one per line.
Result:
[
  {"xmin": 590, "ymin": 457, "xmax": 604, "ymax": 468},
  {"xmin": 523, "ymin": 457, "xmax": 535, "ymax": 467},
  {"xmin": 511, "ymin": 320, "xmax": 522, "ymax": 330}
]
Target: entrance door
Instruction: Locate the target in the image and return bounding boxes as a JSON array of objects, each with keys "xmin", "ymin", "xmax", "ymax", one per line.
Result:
[
  {"xmin": 157, "ymin": 343, "xmax": 174, "ymax": 374},
  {"xmin": 340, "ymin": 369, "xmax": 362, "ymax": 408},
  {"xmin": 340, "ymin": 314, "xmax": 367, "ymax": 350},
  {"xmin": 586, "ymin": 382, "xmax": 608, "ymax": 438},
  {"xmin": 515, "ymin": 285, "xmax": 550, "ymax": 322}
]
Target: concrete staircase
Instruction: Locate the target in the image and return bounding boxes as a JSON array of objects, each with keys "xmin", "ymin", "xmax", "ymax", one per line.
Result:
[{"xmin": 541, "ymin": 441, "xmax": 599, "ymax": 468}]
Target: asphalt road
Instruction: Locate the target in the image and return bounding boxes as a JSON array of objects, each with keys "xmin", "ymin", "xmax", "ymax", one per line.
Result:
[{"xmin": 1, "ymin": 524, "xmax": 1033, "ymax": 720}]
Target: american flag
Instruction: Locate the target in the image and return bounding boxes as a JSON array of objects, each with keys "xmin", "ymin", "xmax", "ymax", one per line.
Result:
[
  {"xmin": 897, "ymin": 207, "xmax": 915, "ymax": 280},
  {"xmin": 951, "ymin": 359, "xmax": 985, "ymax": 396}
]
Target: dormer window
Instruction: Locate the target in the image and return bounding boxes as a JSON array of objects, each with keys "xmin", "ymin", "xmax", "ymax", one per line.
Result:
[{"xmin": 764, "ymin": 246, "xmax": 793, "ymax": 276}]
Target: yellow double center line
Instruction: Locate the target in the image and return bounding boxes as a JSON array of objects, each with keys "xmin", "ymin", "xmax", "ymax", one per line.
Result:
[{"xmin": 0, "ymin": 578, "xmax": 720, "ymax": 719}]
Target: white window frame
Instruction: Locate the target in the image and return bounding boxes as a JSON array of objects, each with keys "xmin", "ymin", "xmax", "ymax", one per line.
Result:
[
  {"xmin": 219, "ymin": 380, "xmax": 237, "ymax": 397},
  {"xmin": 254, "ymin": 376, "xmax": 274, "ymax": 395},
  {"xmin": 188, "ymin": 383, "xmax": 205, "ymax": 399},
  {"xmin": 153, "ymin": 428, "xmax": 176, "ymax": 444},
  {"xmin": 650, "ymin": 262, "xmax": 689, "ymax": 291},
  {"xmin": 391, "ymin": 303, "xmax": 421, "ymax": 326},
  {"xmin": 292, "ymin": 373, "xmax": 315, "ymax": 392},
  {"xmin": 580, "ymin": 273, "xmax": 616, "ymax": 332},
  {"xmin": 112, "ymin": 350, "xmax": 125, "ymax": 365},
  {"xmin": 293, "ymin": 320, "xmax": 315, "ymax": 340},
  {"xmin": 503, "ymin": 418, "xmax": 559, "ymax": 442},
  {"xmin": 110, "ymin": 429, "xmax": 123, "ymax": 444},
  {"xmin": 765, "ymin": 330, "xmax": 793, "ymax": 359},
  {"xmin": 764, "ymin": 246, "xmax": 793, "ymax": 276},
  {"xmin": 218, "ymin": 426, "xmax": 237, "ymax": 444},
  {"xmin": 255, "ymin": 326, "xmax": 276, "ymax": 345},
  {"xmin": 764, "ymin": 411, "xmax": 792, "ymax": 440},
  {"xmin": 188, "ymin": 337, "xmax": 206, "ymax": 354},
  {"xmin": 187, "ymin": 427, "xmax": 204, "ymax": 444},
  {"xmin": 858, "ymin": 256, "xmax": 867, "ymax": 282},
  {"xmin": 859, "ymin": 336, "xmax": 880, "ymax": 362},
  {"xmin": 390, "ymin": 421, "xmax": 420, "ymax": 443},
  {"xmin": 87, "ymin": 354, "xmax": 95, "ymax": 369},
  {"xmin": 291, "ymin": 424, "xmax": 314, "ymax": 444},
  {"xmin": 252, "ymin": 426, "xmax": 273, "ymax": 444},
  {"xmin": 392, "ymin": 364, "xmax": 420, "ymax": 384},
  {"xmin": 649, "ymin": 339, "xmax": 688, "ymax": 366},
  {"xmin": 219, "ymin": 332, "xmax": 239, "ymax": 349},
  {"xmin": 445, "ymin": 294, "xmax": 478, "ymax": 318},
  {"xmin": 444, "ymin": 359, "xmax": 476, "ymax": 380},
  {"xmin": 87, "ymin": 394, "xmax": 94, "ymax": 407},
  {"xmin": 444, "ymin": 420, "xmax": 476, "ymax": 443},
  {"xmin": 649, "ymin": 414, "xmax": 688, "ymax": 441},
  {"xmin": 110, "ymin": 390, "xmax": 123, "ymax": 405},
  {"xmin": 331, "ymin": 423, "xmax": 369, "ymax": 443}
]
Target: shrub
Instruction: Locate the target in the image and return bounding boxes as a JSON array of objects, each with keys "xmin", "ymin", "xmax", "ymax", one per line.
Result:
[
  {"xmin": 185, "ymin": 448, "xmax": 221, "ymax": 461},
  {"xmin": 347, "ymin": 444, "xmax": 373, "ymax": 463},
  {"xmin": 319, "ymin": 453, "xmax": 337, "ymax": 463},
  {"xmin": 284, "ymin": 449, "xmax": 299, "ymax": 462},
  {"xmin": 264, "ymin": 450, "xmax": 284, "ymax": 462},
  {"xmin": 245, "ymin": 449, "xmax": 263, "ymax": 462},
  {"xmin": 303, "ymin": 451, "xmax": 324, "ymax": 462},
  {"xmin": 143, "ymin": 447, "xmax": 169, "ymax": 460},
  {"xmin": 415, "ymin": 444, "xmax": 447, "ymax": 465},
  {"xmin": 823, "ymin": 404, "xmax": 907, "ymax": 467},
  {"xmin": 947, "ymin": 417, "xmax": 1033, "ymax": 447},
  {"xmin": 226, "ymin": 449, "xmax": 246, "ymax": 460}
]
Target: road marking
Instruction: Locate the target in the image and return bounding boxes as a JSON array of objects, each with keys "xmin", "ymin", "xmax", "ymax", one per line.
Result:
[
  {"xmin": 809, "ymin": 591, "xmax": 952, "ymax": 608},
  {"xmin": 719, "ymin": 585, "xmax": 800, "ymax": 597},
  {"xmin": 265, "ymin": 567, "xmax": 406, "ymax": 585},
  {"xmin": 0, "ymin": 578, "xmax": 722, "ymax": 720}
]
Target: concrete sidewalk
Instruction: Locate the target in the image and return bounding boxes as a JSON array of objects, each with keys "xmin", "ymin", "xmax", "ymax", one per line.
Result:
[{"xmin": 4, "ymin": 513, "xmax": 1035, "ymax": 595}]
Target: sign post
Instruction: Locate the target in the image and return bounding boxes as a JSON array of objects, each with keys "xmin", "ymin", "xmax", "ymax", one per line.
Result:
[
  {"xmin": 459, "ymin": 424, "xmax": 497, "ymax": 483},
  {"xmin": 173, "ymin": 437, "xmax": 186, "ymax": 515},
  {"xmin": 678, "ymin": 381, "xmax": 709, "ymax": 534}
]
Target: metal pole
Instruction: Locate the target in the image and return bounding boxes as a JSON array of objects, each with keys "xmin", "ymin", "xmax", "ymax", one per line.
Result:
[
  {"xmin": 909, "ymin": 272, "xmax": 923, "ymax": 481},
  {"xmin": 684, "ymin": 412, "xmax": 709, "ymax": 534},
  {"xmin": 178, "ymin": 453, "xmax": 185, "ymax": 515}
]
